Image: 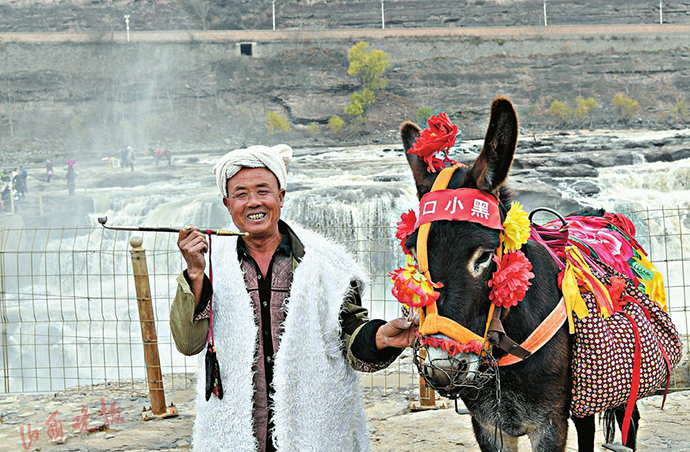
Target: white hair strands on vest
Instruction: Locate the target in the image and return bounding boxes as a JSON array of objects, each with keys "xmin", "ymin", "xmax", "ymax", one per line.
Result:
[{"xmin": 212, "ymin": 144, "xmax": 293, "ymax": 197}]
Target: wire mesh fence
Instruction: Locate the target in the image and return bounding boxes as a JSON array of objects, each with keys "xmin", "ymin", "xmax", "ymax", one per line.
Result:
[{"xmin": 1, "ymin": 206, "xmax": 688, "ymax": 396}]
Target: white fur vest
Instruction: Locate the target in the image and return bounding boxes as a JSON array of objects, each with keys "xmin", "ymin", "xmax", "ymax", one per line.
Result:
[{"xmin": 192, "ymin": 223, "xmax": 370, "ymax": 452}]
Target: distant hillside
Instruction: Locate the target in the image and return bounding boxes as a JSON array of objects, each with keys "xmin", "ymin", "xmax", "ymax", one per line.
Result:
[
  {"xmin": 0, "ymin": 0, "xmax": 689, "ymax": 33},
  {"xmin": 1, "ymin": 3, "xmax": 690, "ymax": 165}
]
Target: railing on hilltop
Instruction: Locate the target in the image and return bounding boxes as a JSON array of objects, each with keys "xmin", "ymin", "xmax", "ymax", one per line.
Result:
[
  {"xmin": 0, "ymin": 207, "xmax": 688, "ymax": 396},
  {"xmin": 1, "ymin": 0, "xmax": 690, "ymax": 34}
]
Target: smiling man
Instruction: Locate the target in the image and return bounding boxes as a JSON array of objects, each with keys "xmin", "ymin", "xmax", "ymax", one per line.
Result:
[{"xmin": 170, "ymin": 144, "xmax": 416, "ymax": 452}]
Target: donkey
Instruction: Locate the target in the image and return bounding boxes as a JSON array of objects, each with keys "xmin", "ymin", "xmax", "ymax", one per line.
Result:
[{"xmin": 400, "ymin": 97, "xmax": 637, "ymax": 452}]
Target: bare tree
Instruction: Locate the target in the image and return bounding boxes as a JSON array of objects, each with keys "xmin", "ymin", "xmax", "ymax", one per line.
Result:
[
  {"xmin": 180, "ymin": 0, "xmax": 211, "ymax": 30},
  {"xmin": 184, "ymin": 70, "xmax": 216, "ymax": 116},
  {"xmin": 1, "ymin": 79, "xmax": 15, "ymax": 139}
]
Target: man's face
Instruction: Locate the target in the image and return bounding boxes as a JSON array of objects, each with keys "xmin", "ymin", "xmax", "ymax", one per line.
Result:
[{"xmin": 223, "ymin": 167, "xmax": 285, "ymax": 238}]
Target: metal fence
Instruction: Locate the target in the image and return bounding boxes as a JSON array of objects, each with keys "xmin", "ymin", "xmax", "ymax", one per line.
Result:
[{"xmin": 1, "ymin": 207, "xmax": 689, "ymax": 396}]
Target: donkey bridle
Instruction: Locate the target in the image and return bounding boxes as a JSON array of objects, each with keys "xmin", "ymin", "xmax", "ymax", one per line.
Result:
[{"xmin": 415, "ymin": 165, "xmax": 567, "ymax": 367}]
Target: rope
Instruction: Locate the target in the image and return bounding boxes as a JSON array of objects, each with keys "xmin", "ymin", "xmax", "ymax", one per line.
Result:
[{"xmin": 206, "ymin": 229, "xmax": 214, "ymax": 345}]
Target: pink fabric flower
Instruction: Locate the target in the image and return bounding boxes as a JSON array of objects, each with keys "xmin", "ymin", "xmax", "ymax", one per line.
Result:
[
  {"xmin": 568, "ymin": 218, "xmax": 634, "ymax": 279},
  {"xmin": 488, "ymin": 250, "xmax": 535, "ymax": 308}
]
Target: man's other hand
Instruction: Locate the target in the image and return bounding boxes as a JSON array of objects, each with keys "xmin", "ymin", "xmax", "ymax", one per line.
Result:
[{"xmin": 375, "ymin": 316, "xmax": 419, "ymax": 350}]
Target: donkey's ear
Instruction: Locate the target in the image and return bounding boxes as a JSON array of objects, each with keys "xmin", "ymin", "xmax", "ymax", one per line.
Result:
[
  {"xmin": 401, "ymin": 121, "xmax": 435, "ymax": 198},
  {"xmin": 468, "ymin": 97, "xmax": 518, "ymax": 195}
]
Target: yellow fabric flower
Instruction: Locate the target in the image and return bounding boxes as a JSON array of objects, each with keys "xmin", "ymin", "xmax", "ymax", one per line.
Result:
[{"xmin": 502, "ymin": 201, "xmax": 531, "ymax": 252}]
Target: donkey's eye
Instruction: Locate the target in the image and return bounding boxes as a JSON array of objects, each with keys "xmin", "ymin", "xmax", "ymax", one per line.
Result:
[
  {"xmin": 469, "ymin": 249, "xmax": 494, "ymax": 277},
  {"xmin": 477, "ymin": 251, "xmax": 493, "ymax": 265}
]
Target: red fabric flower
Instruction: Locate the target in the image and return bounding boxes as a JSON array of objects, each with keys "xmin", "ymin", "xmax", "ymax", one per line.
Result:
[
  {"xmin": 395, "ymin": 210, "xmax": 417, "ymax": 255},
  {"xmin": 415, "ymin": 331, "xmax": 483, "ymax": 356},
  {"xmin": 408, "ymin": 112, "xmax": 459, "ymax": 173},
  {"xmin": 488, "ymin": 250, "xmax": 535, "ymax": 308}
]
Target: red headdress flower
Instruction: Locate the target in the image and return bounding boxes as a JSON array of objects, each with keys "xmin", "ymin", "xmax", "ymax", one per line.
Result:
[
  {"xmin": 395, "ymin": 209, "xmax": 417, "ymax": 255},
  {"xmin": 408, "ymin": 112, "xmax": 459, "ymax": 173},
  {"xmin": 488, "ymin": 250, "xmax": 535, "ymax": 309}
]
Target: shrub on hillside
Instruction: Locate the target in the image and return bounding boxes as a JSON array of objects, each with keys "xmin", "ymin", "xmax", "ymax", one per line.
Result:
[
  {"xmin": 612, "ymin": 93, "xmax": 641, "ymax": 123},
  {"xmin": 574, "ymin": 96, "xmax": 600, "ymax": 124},
  {"xmin": 328, "ymin": 115, "xmax": 345, "ymax": 133},
  {"xmin": 266, "ymin": 109, "xmax": 290, "ymax": 134},
  {"xmin": 548, "ymin": 99, "xmax": 572, "ymax": 124},
  {"xmin": 306, "ymin": 122, "xmax": 320, "ymax": 136},
  {"xmin": 521, "ymin": 104, "xmax": 540, "ymax": 118},
  {"xmin": 671, "ymin": 100, "xmax": 688, "ymax": 121},
  {"xmin": 416, "ymin": 106, "xmax": 434, "ymax": 124},
  {"xmin": 344, "ymin": 90, "xmax": 376, "ymax": 117}
]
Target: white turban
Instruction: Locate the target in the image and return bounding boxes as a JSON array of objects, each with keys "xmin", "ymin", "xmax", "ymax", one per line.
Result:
[{"xmin": 212, "ymin": 144, "xmax": 293, "ymax": 197}]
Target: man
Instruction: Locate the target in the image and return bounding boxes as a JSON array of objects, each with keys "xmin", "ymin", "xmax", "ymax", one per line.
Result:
[
  {"xmin": 170, "ymin": 144, "xmax": 416, "ymax": 452},
  {"xmin": 126, "ymin": 146, "xmax": 135, "ymax": 172},
  {"xmin": 19, "ymin": 165, "xmax": 28, "ymax": 194},
  {"xmin": 66, "ymin": 165, "xmax": 76, "ymax": 196}
]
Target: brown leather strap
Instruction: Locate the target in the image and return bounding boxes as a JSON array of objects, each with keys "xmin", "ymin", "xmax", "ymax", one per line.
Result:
[{"xmin": 487, "ymin": 307, "xmax": 532, "ymax": 360}]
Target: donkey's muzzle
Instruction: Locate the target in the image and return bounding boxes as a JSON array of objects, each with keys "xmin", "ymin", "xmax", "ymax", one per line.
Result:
[{"xmin": 412, "ymin": 336, "xmax": 494, "ymax": 397}]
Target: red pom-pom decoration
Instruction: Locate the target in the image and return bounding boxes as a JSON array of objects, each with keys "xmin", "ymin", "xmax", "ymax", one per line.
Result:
[
  {"xmin": 389, "ymin": 256, "xmax": 443, "ymax": 308},
  {"xmin": 415, "ymin": 332, "xmax": 483, "ymax": 356},
  {"xmin": 488, "ymin": 250, "xmax": 535, "ymax": 308}
]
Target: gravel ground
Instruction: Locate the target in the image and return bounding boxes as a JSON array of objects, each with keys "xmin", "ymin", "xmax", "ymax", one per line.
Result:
[{"xmin": 1, "ymin": 374, "xmax": 689, "ymax": 452}]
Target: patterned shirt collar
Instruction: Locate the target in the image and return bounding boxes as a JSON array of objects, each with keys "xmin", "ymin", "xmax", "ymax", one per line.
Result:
[{"xmin": 236, "ymin": 220, "xmax": 292, "ymax": 260}]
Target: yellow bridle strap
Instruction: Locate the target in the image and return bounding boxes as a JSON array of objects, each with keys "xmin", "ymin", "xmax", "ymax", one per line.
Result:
[
  {"xmin": 418, "ymin": 298, "xmax": 485, "ymax": 344},
  {"xmin": 417, "ymin": 165, "xmax": 461, "ymax": 279},
  {"xmin": 416, "ymin": 165, "xmax": 488, "ymax": 346}
]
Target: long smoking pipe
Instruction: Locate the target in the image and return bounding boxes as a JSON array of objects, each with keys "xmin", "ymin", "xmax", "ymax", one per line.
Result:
[{"xmin": 97, "ymin": 216, "xmax": 248, "ymax": 236}]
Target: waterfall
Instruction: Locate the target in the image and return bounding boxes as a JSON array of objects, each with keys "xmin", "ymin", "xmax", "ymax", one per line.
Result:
[{"xmin": 3, "ymin": 139, "xmax": 689, "ymax": 393}]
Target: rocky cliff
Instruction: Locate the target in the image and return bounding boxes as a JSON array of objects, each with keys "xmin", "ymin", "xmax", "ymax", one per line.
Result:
[
  {"xmin": 1, "ymin": 0, "xmax": 689, "ymax": 32},
  {"xmin": 0, "ymin": 2, "xmax": 689, "ymax": 165}
]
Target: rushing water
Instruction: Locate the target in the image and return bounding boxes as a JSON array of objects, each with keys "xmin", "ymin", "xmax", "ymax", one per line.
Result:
[{"xmin": 3, "ymin": 133, "xmax": 690, "ymax": 393}]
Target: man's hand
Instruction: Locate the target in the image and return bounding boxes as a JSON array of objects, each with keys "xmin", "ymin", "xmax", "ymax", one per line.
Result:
[
  {"xmin": 177, "ymin": 226, "xmax": 208, "ymax": 276},
  {"xmin": 177, "ymin": 226, "xmax": 208, "ymax": 305},
  {"xmin": 375, "ymin": 316, "xmax": 419, "ymax": 350}
]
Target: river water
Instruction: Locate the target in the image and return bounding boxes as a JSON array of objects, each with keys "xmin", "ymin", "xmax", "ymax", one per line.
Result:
[{"xmin": 2, "ymin": 131, "xmax": 690, "ymax": 393}]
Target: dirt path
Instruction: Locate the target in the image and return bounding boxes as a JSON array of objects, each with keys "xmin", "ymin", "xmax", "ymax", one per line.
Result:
[
  {"xmin": 368, "ymin": 391, "xmax": 690, "ymax": 451},
  {"xmin": 2, "ymin": 23, "xmax": 690, "ymax": 44}
]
